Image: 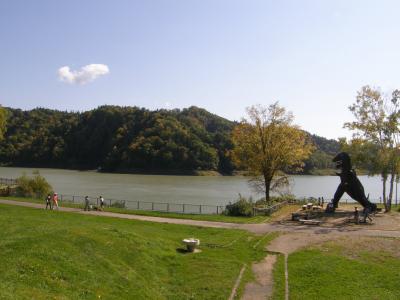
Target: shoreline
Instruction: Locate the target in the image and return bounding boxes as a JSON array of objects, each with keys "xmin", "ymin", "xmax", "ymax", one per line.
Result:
[{"xmin": 0, "ymin": 164, "xmax": 339, "ymax": 177}]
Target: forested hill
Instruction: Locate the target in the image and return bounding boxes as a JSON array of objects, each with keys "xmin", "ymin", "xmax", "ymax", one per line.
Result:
[{"xmin": 0, "ymin": 106, "xmax": 339, "ymax": 175}]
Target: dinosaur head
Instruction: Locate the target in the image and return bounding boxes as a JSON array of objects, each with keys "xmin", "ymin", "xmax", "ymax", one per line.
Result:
[{"xmin": 332, "ymin": 152, "xmax": 352, "ymax": 173}]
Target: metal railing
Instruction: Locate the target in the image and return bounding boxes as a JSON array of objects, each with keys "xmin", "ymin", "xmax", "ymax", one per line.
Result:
[
  {"xmin": 57, "ymin": 194, "xmax": 225, "ymax": 215},
  {"xmin": 253, "ymin": 200, "xmax": 293, "ymax": 216},
  {"xmin": 0, "ymin": 177, "xmax": 18, "ymax": 186}
]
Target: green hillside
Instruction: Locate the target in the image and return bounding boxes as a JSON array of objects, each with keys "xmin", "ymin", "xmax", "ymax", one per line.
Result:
[{"xmin": 0, "ymin": 106, "xmax": 338, "ymax": 175}]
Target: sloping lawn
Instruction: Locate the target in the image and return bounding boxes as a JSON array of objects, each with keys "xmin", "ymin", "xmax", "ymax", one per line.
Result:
[{"xmin": 0, "ymin": 204, "xmax": 273, "ymax": 299}]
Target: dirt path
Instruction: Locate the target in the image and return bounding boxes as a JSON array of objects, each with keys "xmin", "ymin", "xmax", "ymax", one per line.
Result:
[{"xmin": 242, "ymin": 254, "xmax": 277, "ymax": 300}]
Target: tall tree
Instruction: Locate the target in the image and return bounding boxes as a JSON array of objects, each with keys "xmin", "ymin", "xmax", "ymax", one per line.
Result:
[
  {"xmin": 344, "ymin": 86, "xmax": 400, "ymax": 211},
  {"xmin": 0, "ymin": 106, "xmax": 6, "ymax": 141},
  {"xmin": 232, "ymin": 103, "xmax": 313, "ymax": 204}
]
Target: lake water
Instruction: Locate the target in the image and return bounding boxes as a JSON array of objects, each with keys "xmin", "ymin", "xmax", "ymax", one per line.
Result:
[{"xmin": 0, "ymin": 167, "xmax": 395, "ymax": 209}]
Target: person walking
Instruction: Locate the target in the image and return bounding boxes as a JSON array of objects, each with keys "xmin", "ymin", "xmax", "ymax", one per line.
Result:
[
  {"xmin": 53, "ymin": 193, "xmax": 59, "ymax": 210},
  {"xmin": 84, "ymin": 196, "xmax": 90, "ymax": 211},
  {"xmin": 99, "ymin": 195, "xmax": 104, "ymax": 211},
  {"xmin": 45, "ymin": 194, "xmax": 52, "ymax": 210}
]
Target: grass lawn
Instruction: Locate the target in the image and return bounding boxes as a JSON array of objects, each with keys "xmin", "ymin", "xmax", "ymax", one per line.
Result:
[
  {"xmin": 271, "ymin": 254, "xmax": 285, "ymax": 300},
  {"xmin": 287, "ymin": 237, "xmax": 400, "ymax": 300},
  {"xmin": 1, "ymin": 196, "xmax": 273, "ymax": 224},
  {"xmin": 0, "ymin": 204, "xmax": 275, "ymax": 299}
]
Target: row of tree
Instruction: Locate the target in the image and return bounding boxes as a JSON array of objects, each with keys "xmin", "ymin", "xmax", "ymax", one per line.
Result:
[
  {"xmin": 230, "ymin": 86, "xmax": 400, "ymax": 211},
  {"xmin": 0, "ymin": 105, "xmax": 337, "ymax": 176},
  {"xmin": 341, "ymin": 86, "xmax": 400, "ymax": 212}
]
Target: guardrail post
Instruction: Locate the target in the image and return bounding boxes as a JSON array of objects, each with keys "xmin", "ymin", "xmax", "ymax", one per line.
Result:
[
  {"xmin": 183, "ymin": 204, "xmax": 185, "ymax": 213},
  {"xmin": 137, "ymin": 201, "xmax": 140, "ymax": 209},
  {"xmin": 167, "ymin": 203, "xmax": 169, "ymax": 212},
  {"xmin": 109, "ymin": 199, "xmax": 112, "ymax": 207},
  {"xmin": 217, "ymin": 206, "xmax": 219, "ymax": 214},
  {"xmin": 72, "ymin": 195, "xmax": 75, "ymax": 203},
  {"xmin": 199, "ymin": 205, "xmax": 202, "ymax": 214}
]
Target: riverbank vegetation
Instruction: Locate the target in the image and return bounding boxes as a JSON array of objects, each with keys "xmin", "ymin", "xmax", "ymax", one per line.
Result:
[
  {"xmin": 0, "ymin": 204, "xmax": 274, "ymax": 299},
  {"xmin": 15, "ymin": 171, "xmax": 52, "ymax": 198},
  {"xmin": 232, "ymin": 103, "xmax": 313, "ymax": 203},
  {"xmin": 0, "ymin": 106, "xmax": 338, "ymax": 175}
]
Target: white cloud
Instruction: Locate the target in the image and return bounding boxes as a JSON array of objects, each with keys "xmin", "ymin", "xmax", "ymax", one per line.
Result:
[{"xmin": 58, "ymin": 64, "xmax": 109, "ymax": 85}]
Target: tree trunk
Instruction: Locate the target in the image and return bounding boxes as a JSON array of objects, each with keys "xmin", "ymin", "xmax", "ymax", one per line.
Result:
[
  {"xmin": 264, "ymin": 176, "xmax": 271, "ymax": 205},
  {"xmin": 388, "ymin": 172, "xmax": 395, "ymax": 212},
  {"xmin": 382, "ymin": 175, "xmax": 388, "ymax": 212}
]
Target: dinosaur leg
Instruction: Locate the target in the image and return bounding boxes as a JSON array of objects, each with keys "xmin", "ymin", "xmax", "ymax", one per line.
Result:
[
  {"xmin": 332, "ymin": 183, "xmax": 345, "ymax": 208},
  {"xmin": 347, "ymin": 179, "xmax": 377, "ymax": 212}
]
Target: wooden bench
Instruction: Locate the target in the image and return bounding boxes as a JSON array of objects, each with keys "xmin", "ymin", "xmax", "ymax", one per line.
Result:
[{"xmin": 299, "ymin": 219, "xmax": 322, "ymax": 225}]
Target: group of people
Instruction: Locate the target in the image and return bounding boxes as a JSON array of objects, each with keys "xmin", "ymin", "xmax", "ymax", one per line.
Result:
[
  {"xmin": 84, "ymin": 195, "xmax": 105, "ymax": 211},
  {"xmin": 45, "ymin": 193, "xmax": 59, "ymax": 210},
  {"xmin": 45, "ymin": 193, "xmax": 105, "ymax": 211},
  {"xmin": 317, "ymin": 197, "xmax": 325, "ymax": 207}
]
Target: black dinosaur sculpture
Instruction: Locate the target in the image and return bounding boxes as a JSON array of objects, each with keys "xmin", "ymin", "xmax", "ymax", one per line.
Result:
[{"xmin": 326, "ymin": 152, "xmax": 377, "ymax": 213}]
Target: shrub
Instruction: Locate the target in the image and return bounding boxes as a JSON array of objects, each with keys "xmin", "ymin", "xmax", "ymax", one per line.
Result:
[
  {"xmin": 16, "ymin": 171, "xmax": 52, "ymax": 199},
  {"xmin": 255, "ymin": 194, "xmax": 296, "ymax": 206},
  {"xmin": 224, "ymin": 194, "xmax": 254, "ymax": 217}
]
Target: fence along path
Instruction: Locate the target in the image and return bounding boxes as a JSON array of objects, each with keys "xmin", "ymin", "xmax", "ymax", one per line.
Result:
[
  {"xmin": 0, "ymin": 177, "xmax": 18, "ymax": 185},
  {"xmin": 59, "ymin": 194, "xmax": 225, "ymax": 215},
  {"xmin": 0, "ymin": 177, "xmax": 225, "ymax": 215},
  {"xmin": 2, "ymin": 177, "xmax": 385, "ymax": 216}
]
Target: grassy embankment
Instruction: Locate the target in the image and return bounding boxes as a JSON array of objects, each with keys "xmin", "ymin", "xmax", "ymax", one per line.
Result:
[
  {"xmin": 272, "ymin": 237, "xmax": 400, "ymax": 300},
  {"xmin": 0, "ymin": 204, "xmax": 277, "ymax": 299},
  {"xmin": 0, "ymin": 195, "xmax": 284, "ymax": 224}
]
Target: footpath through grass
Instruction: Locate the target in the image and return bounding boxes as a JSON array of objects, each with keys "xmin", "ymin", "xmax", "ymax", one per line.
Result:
[
  {"xmin": 271, "ymin": 253, "xmax": 286, "ymax": 300},
  {"xmin": 0, "ymin": 204, "xmax": 275, "ymax": 299},
  {"xmin": 1, "ymin": 196, "xmax": 271, "ymax": 224},
  {"xmin": 286, "ymin": 237, "xmax": 400, "ymax": 300}
]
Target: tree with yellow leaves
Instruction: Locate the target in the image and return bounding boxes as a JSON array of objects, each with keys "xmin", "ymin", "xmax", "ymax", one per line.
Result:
[{"xmin": 232, "ymin": 103, "xmax": 313, "ymax": 204}]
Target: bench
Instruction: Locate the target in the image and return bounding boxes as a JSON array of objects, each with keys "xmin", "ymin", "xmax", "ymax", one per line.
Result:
[{"xmin": 299, "ymin": 219, "xmax": 322, "ymax": 225}]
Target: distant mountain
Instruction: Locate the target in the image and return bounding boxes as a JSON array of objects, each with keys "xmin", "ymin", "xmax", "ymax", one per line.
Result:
[
  {"xmin": 0, "ymin": 106, "xmax": 339, "ymax": 175},
  {"xmin": 302, "ymin": 134, "xmax": 340, "ymax": 174}
]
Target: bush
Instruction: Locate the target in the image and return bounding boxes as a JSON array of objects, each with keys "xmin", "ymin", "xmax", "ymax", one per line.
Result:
[
  {"xmin": 224, "ymin": 194, "xmax": 254, "ymax": 217},
  {"xmin": 16, "ymin": 171, "xmax": 52, "ymax": 199},
  {"xmin": 255, "ymin": 194, "xmax": 297, "ymax": 206}
]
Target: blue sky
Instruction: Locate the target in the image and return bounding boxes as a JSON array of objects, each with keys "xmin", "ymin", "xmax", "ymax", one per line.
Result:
[{"xmin": 1, "ymin": 0, "xmax": 399, "ymax": 139}]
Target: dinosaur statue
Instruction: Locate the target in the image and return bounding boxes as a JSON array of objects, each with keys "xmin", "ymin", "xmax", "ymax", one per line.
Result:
[{"xmin": 326, "ymin": 152, "xmax": 377, "ymax": 214}]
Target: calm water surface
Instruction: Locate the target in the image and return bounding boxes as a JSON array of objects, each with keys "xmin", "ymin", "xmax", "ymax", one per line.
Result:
[{"xmin": 0, "ymin": 167, "xmax": 392, "ymax": 206}]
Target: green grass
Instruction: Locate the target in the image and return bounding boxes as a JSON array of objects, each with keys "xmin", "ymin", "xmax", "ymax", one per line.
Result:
[
  {"xmin": 1, "ymin": 196, "xmax": 271, "ymax": 224},
  {"xmin": 288, "ymin": 242, "xmax": 400, "ymax": 300},
  {"xmin": 271, "ymin": 254, "xmax": 285, "ymax": 300},
  {"xmin": 0, "ymin": 203, "xmax": 275, "ymax": 299},
  {"xmin": 104, "ymin": 207, "xmax": 271, "ymax": 223}
]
